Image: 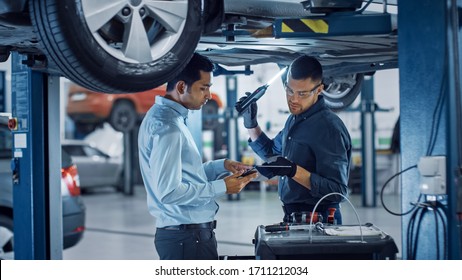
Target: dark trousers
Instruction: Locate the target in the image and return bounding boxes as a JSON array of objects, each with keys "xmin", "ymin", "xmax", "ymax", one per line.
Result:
[{"xmin": 155, "ymin": 228, "xmax": 218, "ymax": 260}]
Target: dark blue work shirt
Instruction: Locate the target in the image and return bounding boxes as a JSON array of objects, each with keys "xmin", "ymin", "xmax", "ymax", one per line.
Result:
[{"xmin": 249, "ymin": 96, "xmax": 351, "ymax": 206}]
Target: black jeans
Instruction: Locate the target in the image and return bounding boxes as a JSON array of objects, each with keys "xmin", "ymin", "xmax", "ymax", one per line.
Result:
[{"xmin": 155, "ymin": 228, "xmax": 218, "ymax": 260}]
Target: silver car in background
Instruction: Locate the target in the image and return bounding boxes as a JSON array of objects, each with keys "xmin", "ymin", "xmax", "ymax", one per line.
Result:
[{"xmin": 61, "ymin": 139, "xmax": 123, "ymax": 190}]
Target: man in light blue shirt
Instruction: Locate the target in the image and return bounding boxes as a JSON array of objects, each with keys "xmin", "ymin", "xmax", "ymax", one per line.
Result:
[{"xmin": 138, "ymin": 53, "xmax": 256, "ymax": 260}]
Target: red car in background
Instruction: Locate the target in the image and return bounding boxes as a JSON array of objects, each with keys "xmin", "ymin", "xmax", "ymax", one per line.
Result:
[{"xmin": 66, "ymin": 83, "xmax": 223, "ymax": 133}]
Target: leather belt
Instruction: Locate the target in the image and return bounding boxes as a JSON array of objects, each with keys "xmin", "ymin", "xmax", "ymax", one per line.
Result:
[{"xmin": 159, "ymin": 220, "xmax": 217, "ymax": 231}]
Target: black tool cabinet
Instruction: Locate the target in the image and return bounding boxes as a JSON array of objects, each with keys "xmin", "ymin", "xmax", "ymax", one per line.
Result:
[{"xmin": 253, "ymin": 223, "xmax": 398, "ymax": 260}]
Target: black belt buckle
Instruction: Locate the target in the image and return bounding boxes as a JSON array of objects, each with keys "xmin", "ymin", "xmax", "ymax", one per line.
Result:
[{"xmin": 210, "ymin": 220, "xmax": 217, "ymax": 229}]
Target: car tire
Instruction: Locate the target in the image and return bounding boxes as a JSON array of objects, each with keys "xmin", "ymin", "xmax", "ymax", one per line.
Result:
[
  {"xmin": 0, "ymin": 214, "xmax": 14, "ymax": 260},
  {"xmin": 109, "ymin": 100, "xmax": 137, "ymax": 132},
  {"xmin": 75, "ymin": 122, "xmax": 98, "ymax": 136},
  {"xmin": 202, "ymin": 100, "xmax": 219, "ymax": 130},
  {"xmin": 30, "ymin": 0, "xmax": 203, "ymax": 93},
  {"xmin": 322, "ymin": 73, "xmax": 364, "ymax": 111}
]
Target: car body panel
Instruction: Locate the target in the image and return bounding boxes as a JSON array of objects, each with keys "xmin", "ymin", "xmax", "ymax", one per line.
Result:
[
  {"xmin": 67, "ymin": 83, "xmax": 223, "ymax": 124},
  {"xmin": 67, "ymin": 91, "xmax": 113, "ymax": 121},
  {"xmin": 61, "ymin": 140, "xmax": 123, "ymax": 189},
  {"xmin": 1, "ymin": 0, "xmax": 397, "ymax": 105},
  {"xmin": 66, "ymin": 84, "xmax": 167, "ymax": 123},
  {"xmin": 62, "ymin": 196, "xmax": 85, "ymax": 249},
  {"xmin": 199, "ymin": 0, "xmax": 398, "ymax": 76},
  {"xmin": 0, "ymin": 160, "xmax": 12, "ymax": 208},
  {"xmin": 196, "ymin": 0, "xmax": 397, "ymax": 109},
  {"xmin": 0, "ymin": 0, "xmax": 27, "ymax": 13}
]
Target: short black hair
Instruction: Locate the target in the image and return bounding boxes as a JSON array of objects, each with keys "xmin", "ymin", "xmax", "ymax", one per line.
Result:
[
  {"xmin": 166, "ymin": 53, "xmax": 215, "ymax": 91},
  {"xmin": 287, "ymin": 55, "xmax": 323, "ymax": 83}
]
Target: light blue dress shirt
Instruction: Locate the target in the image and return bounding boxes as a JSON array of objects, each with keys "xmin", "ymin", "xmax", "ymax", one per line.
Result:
[{"xmin": 138, "ymin": 96, "xmax": 227, "ymax": 228}]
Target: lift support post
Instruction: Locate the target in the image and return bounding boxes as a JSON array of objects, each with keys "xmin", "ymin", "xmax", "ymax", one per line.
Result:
[{"xmin": 10, "ymin": 53, "xmax": 62, "ymax": 259}]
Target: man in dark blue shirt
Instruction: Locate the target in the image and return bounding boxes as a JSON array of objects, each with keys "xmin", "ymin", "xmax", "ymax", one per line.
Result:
[{"xmin": 238, "ymin": 55, "xmax": 352, "ymax": 224}]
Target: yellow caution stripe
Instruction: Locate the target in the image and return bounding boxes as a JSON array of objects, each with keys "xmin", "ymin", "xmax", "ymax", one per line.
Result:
[
  {"xmin": 281, "ymin": 19, "xmax": 329, "ymax": 34},
  {"xmin": 281, "ymin": 22, "xmax": 294, "ymax": 33}
]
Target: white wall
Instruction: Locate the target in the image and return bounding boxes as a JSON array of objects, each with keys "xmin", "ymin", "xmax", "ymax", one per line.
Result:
[{"xmin": 338, "ymin": 69, "xmax": 400, "ymax": 149}]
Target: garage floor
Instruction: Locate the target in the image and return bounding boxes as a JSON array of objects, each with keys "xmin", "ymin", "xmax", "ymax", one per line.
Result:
[{"xmin": 63, "ymin": 185, "xmax": 402, "ymax": 260}]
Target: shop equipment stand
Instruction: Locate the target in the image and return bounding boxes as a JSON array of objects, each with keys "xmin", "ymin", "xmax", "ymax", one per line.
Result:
[{"xmin": 254, "ymin": 223, "xmax": 398, "ymax": 260}]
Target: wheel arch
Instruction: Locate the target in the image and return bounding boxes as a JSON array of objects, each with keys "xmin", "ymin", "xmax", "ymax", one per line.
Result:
[
  {"xmin": 30, "ymin": 0, "xmax": 203, "ymax": 93},
  {"xmin": 110, "ymin": 98, "xmax": 137, "ymax": 116},
  {"xmin": 210, "ymin": 93, "xmax": 223, "ymax": 108},
  {"xmin": 323, "ymin": 73, "xmax": 364, "ymax": 111}
]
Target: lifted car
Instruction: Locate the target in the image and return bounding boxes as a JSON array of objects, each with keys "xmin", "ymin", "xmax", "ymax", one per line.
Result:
[
  {"xmin": 0, "ymin": 0, "xmax": 397, "ymax": 110},
  {"xmin": 0, "ymin": 0, "xmax": 221, "ymax": 93},
  {"xmin": 198, "ymin": 0, "xmax": 397, "ymax": 110}
]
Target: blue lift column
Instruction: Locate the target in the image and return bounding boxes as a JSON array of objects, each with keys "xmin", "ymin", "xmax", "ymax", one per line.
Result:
[
  {"xmin": 398, "ymin": 0, "xmax": 461, "ymax": 259},
  {"xmin": 446, "ymin": 0, "xmax": 462, "ymax": 260},
  {"xmin": 225, "ymin": 76, "xmax": 240, "ymax": 163},
  {"xmin": 10, "ymin": 53, "xmax": 62, "ymax": 259},
  {"xmin": 225, "ymin": 75, "xmax": 240, "ymax": 200},
  {"xmin": 360, "ymin": 76, "xmax": 377, "ymax": 207}
]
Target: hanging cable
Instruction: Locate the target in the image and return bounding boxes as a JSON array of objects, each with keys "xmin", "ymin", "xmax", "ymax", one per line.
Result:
[
  {"xmin": 435, "ymin": 203, "xmax": 448, "ymax": 259},
  {"xmin": 405, "ymin": 200, "xmax": 448, "ymax": 260},
  {"xmin": 426, "ymin": 68, "xmax": 447, "ymax": 156},
  {"xmin": 381, "ymin": 5, "xmax": 450, "ymax": 259},
  {"xmin": 380, "ymin": 165, "xmax": 418, "ymax": 216},
  {"xmin": 380, "ymin": 49, "xmax": 447, "ymax": 214},
  {"xmin": 381, "ymin": 0, "xmax": 458, "ymax": 260},
  {"xmin": 406, "ymin": 204, "xmax": 419, "ymax": 258},
  {"xmin": 433, "ymin": 207, "xmax": 440, "ymax": 259},
  {"xmin": 356, "ymin": 0, "xmax": 374, "ymax": 14},
  {"xmin": 408, "ymin": 204, "xmax": 427, "ymax": 259}
]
